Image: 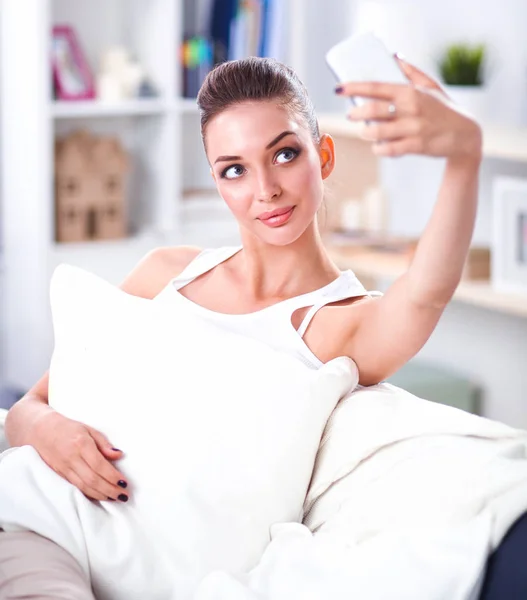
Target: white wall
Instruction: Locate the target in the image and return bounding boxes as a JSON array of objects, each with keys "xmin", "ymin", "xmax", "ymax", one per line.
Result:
[{"xmin": 300, "ymin": 0, "xmax": 352, "ymax": 113}]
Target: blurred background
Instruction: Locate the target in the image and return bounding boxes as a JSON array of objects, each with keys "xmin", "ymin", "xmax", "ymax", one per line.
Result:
[{"xmin": 0, "ymin": 0, "xmax": 526, "ymax": 427}]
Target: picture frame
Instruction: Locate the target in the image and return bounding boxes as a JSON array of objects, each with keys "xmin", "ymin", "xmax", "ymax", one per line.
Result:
[
  {"xmin": 492, "ymin": 175, "xmax": 527, "ymax": 294},
  {"xmin": 51, "ymin": 25, "xmax": 96, "ymax": 101}
]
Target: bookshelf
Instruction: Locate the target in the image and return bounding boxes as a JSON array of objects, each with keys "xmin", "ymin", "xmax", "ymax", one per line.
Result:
[
  {"xmin": 0, "ymin": 0, "xmax": 311, "ymax": 389},
  {"xmin": 51, "ymin": 98, "xmax": 171, "ymax": 119}
]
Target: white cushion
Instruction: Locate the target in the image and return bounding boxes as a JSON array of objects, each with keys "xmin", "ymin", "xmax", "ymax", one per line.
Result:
[
  {"xmin": 0, "ymin": 264, "xmax": 356, "ymax": 600},
  {"xmin": 303, "ymin": 383, "xmax": 525, "ymax": 541},
  {"xmin": 193, "ymin": 387, "xmax": 527, "ymax": 600}
]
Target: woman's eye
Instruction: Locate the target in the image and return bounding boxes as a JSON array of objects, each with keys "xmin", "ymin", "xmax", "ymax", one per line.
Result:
[
  {"xmin": 222, "ymin": 164, "xmax": 245, "ymax": 180},
  {"xmin": 275, "ymin": 148, "xmax": 299, "ymax": 164}
]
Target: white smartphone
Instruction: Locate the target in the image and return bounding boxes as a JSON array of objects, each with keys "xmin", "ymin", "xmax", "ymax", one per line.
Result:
[{"xmin": 325, "ymin": 31, "xmax": 408, "ymax": 107}]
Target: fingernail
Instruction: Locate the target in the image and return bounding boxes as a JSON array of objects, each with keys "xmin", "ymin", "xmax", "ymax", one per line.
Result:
[
  {"xmin": 118, "ymin": 480, "xmax": 127, "ymax": 489},
  {"xmin": 334, "ymin": 85, "xmax": 344, "ymax": 94},
  {"xmin": 111, "ymin": 448, "xmax": 122, "ymax": 452},
  {"xmin": 107, "ymin": 497, "xmax": 115, "ymax": 501},
  {"xmin": 394, "ymin": 52, "xmax": 405, "ymax": 60},
  {"xmin": 118, "ymin": 494, "xmax": 129, "ymax": 502}
]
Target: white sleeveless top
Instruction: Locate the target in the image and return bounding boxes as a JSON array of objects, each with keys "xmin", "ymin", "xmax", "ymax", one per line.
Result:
[{"xmin": 154, "ymin": 246, "xmax": 380, "ymax": 370}]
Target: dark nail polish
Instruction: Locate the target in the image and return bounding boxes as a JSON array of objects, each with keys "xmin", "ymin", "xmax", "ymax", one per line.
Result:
[
  {"xmin": 111, "ymin": 448, "xmax": 122, "ymax": 452},
  {"xmin": 107, "ymin": 497, "xmax": 115, "ymax": 501},
  {"xmin": 335, "ymin": 85, "xmax": 344, "ymax": 94},
  {"xmin": 118, "ymin": 480, "xmax": 127, "ymax": 489},
  {"xmin": 118, "ymin": 494, "xmax": 129, "ymax": 502}
]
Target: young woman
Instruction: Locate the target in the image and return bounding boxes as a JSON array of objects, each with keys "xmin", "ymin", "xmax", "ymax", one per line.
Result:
[{"xmin": 6, "ymin": 56, "xmax": 481, "ymax": 505}]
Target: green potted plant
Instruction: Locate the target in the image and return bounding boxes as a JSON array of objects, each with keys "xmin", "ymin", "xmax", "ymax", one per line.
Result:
[
  {"xmin": 439, "ymin": 43, "xmax": 486, "ymax": 86},
  {"xmin": 438, "ymin": 42, "xmax": 489, "ymax": 122}
]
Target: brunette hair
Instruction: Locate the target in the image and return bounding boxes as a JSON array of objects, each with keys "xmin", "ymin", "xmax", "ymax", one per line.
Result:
[{"xmin": 197, "ymin": 57, "xmax": 320, "ymax": 146}]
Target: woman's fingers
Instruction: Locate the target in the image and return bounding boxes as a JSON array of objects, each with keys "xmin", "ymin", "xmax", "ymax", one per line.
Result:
[
  {"xmin": 335, "ymin": 59, "xmax": 481, "ymax": 159},
  {"xmin": 359, "ymin": 117, "xmax": 423, "ymax": 143},
  {"xmin": 394, "ymin": 56, "xmax": 444, "ymax": 92},
  {"xmin": 372, "ymin": 137, "xmax": 425, "ymax": 158},
  {"xmin": 67, "ymin": 455, "xmax": 128, "ymax": 502},
  {"xmin": 64, "ymin": 465, "xmax": 122, "ymax": 502},
  {"xmin": 336, "ymin": 80, "xmax": 407, "ymax": 101},
  {"xmin": 348, "ymin": 100, "xmax": 400, "ymax": 121},
  {"xmin": 87, "ymin": 426, "xmax": 123, "ymax": 461},
  {"xmin": 79, "ymin": 436, "xmax": 129, "ymax": 499},
  {"xmin": 347, "ymin": 86, "xmax": 424, "ymax": 121},
  {"xmin": 334, "ymin": 58, "xmax": 440, "ymax": 97},
  {"xmin": 64, "ymin": 467, "xmax": 110, "ymax": 502}
]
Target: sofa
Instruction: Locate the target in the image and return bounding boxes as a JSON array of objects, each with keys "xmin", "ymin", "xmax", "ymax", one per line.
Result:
[{"xmin": 0, "ymin": 403, "xmax": 525, "ymax": 599}]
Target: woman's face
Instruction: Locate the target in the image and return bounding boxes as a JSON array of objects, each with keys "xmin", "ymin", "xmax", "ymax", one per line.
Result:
[{"xmin": 205, "ymin": 101, "xmax": 335, "ymax": 246}]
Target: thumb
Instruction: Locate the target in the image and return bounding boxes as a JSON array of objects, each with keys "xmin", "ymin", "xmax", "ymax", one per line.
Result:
[
  {"xmin": 395, "ymin": 54, "xmax": 443, "ymax": 91},
  {"xmin": 87, "ymin": 426, "xmax": 124, "ymax": 459}
]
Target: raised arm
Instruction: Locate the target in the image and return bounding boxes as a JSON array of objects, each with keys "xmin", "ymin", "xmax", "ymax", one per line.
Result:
[{"xmin": 335, "ymin": 60, "xmax": 483, "ymax": 385}]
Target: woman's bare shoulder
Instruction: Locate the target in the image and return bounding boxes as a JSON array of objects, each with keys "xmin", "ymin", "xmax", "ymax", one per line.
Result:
[{"xmin": 119, "ymin": 245, "xmax": 202, "ymax": 299}]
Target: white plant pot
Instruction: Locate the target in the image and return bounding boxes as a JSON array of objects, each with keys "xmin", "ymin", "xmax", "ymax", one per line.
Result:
[{"xmin": 445, "ymin": 85, "xmax": 490, "ymax": 124}]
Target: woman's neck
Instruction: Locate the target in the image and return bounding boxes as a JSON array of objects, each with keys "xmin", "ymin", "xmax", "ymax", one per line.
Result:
[{"xmin": 233, "ymin": 226, "xmax": 339, "ymax": 301}]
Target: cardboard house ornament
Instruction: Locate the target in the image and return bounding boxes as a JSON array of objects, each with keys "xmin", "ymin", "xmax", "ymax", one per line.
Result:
[{"xmin": 55, "ymin": 129, "xmax": 130, "ymax": 242}]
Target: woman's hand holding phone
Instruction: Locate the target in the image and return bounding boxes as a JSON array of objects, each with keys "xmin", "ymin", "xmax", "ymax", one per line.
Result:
[
  {"xmin": 326, "ymin": 32, "xmax": 482, "ymax": 162},
  {"xmin": 337, "ymin": 57, "xmax": 482, "ymax": 162}
]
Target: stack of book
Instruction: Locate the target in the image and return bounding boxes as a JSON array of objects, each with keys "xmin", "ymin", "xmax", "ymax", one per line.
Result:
[{"xmin": 181, "ymin": 0, "xmax": 288, "ymax": 98}]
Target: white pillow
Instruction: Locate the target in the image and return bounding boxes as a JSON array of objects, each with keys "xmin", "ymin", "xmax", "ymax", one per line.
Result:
[{"xmin": 0, "ymin": 264, "xmax": 356, "ymax": 600}]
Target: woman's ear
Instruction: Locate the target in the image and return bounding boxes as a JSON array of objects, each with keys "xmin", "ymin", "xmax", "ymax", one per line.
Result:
[{"xmin": 319, "ymin": 134, "xmax": 335, "ymax": 180}]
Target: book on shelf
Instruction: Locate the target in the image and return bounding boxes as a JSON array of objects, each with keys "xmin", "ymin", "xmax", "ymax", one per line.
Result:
[{"xmin": 181, "ymin": 0, "xmax": 288, "ymax": 98}]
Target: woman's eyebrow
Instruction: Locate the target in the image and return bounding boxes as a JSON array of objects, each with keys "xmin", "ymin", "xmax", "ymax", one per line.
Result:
[
  {"xmin": 213, "ymin": 131, "xmax": 297, "ymax": 164},
  {"xmin": 265, "ymin": 130, "xmax": 296, "ymax": 149},
  {"xmin": 214, "ymin": 154, "xmax": 242, "ymax": 164}
]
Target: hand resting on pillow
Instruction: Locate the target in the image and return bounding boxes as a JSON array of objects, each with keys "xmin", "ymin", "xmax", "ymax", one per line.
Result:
[
  {"xmin": 28, "ymin": 410, "xmax": 128, "ymax": 502},
  {"xmin": 4, "ymin": 245, "xmax": 200, "ymax": 501}
]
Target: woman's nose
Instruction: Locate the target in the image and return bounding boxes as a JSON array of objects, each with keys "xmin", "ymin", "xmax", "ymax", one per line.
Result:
[{"xmin": 256, "ymin": 171, "xmax": 281, "ymax": 203}]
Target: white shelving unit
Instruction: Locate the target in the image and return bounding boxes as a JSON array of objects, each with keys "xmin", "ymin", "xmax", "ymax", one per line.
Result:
[
  {"xmin": 51, "ymin": 98, "xmax": 171, "ymax": 119},
  {"xmin": 178, "ymin": 98, "xmax": 200, "ymax": 114},
  {"xmin": 3, "ymin": 0, "xmax": 302, "ymax": 389}
]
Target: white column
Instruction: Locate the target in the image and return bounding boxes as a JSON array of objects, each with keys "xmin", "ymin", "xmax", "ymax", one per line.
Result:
[{"xmin": 1, "ymin": 0, "xmax": 53, "ymax": 388}]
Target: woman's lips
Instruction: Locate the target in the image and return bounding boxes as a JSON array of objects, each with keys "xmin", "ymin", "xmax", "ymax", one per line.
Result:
[{"xmin": 258, "ymin": 206, "xmax": 295, "ymax": 227}]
